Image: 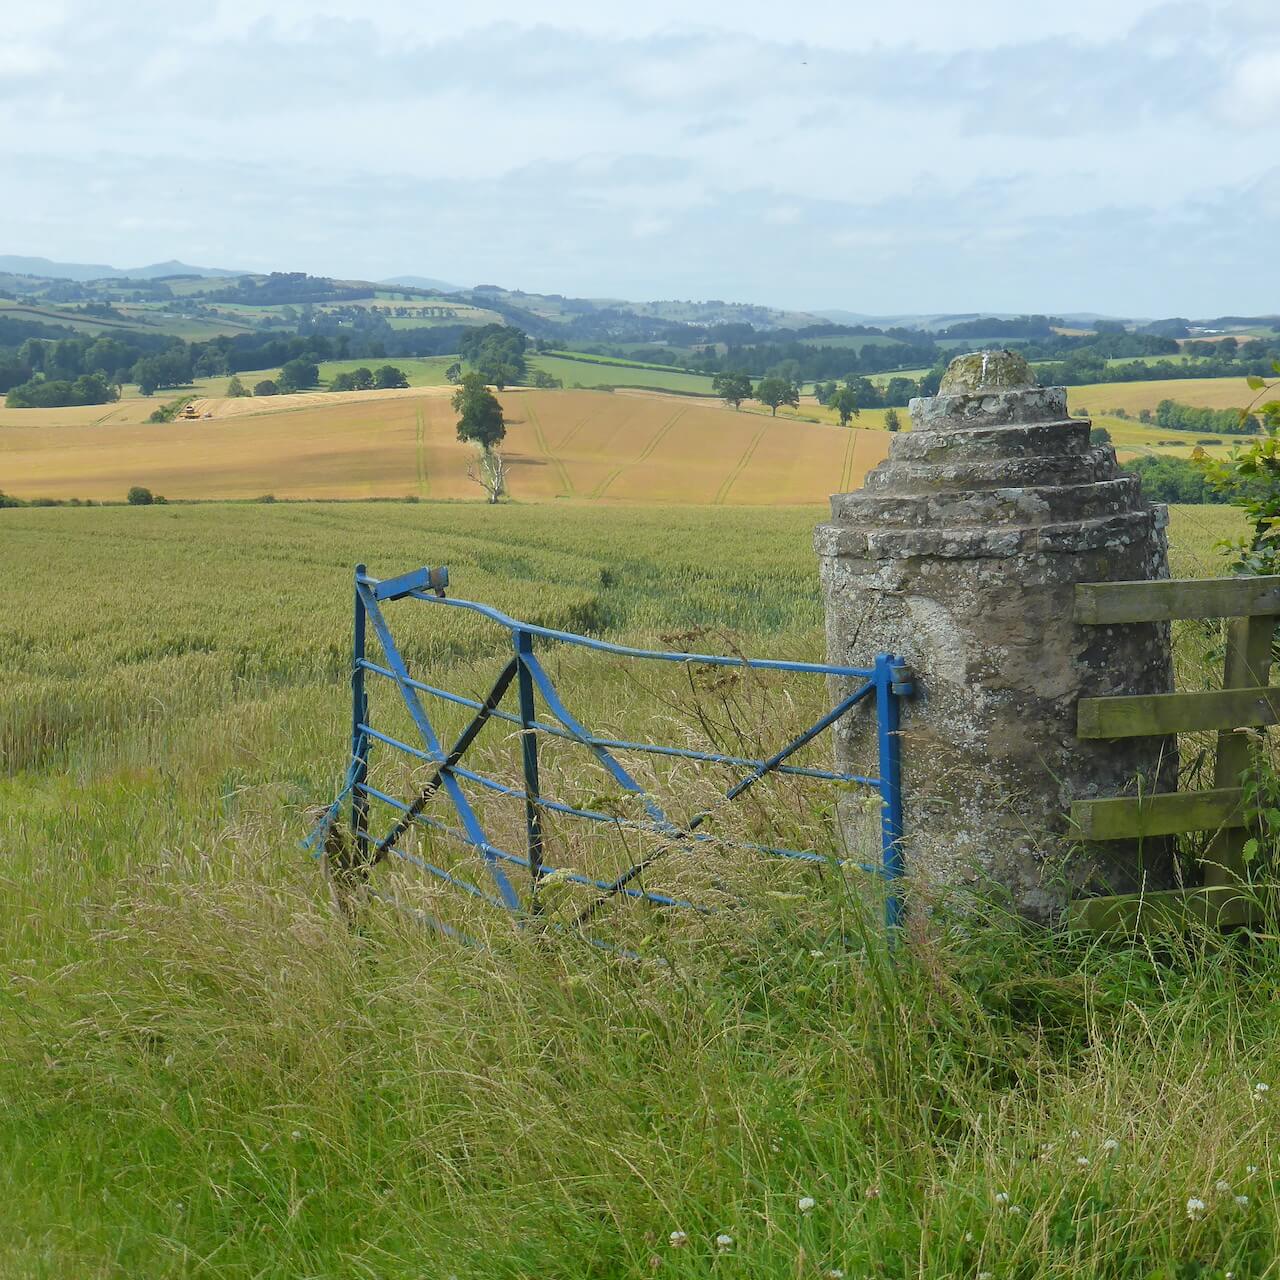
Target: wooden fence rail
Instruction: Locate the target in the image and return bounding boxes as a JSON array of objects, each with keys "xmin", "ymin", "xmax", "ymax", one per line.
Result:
[{"xmin": 1069, "ymin": 574, "xmax": 1280, "ymax": 932}]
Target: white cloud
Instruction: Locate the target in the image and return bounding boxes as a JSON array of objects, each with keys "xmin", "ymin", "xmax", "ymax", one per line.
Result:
[
  {"xmin": 1218, "ymin": 47, "xmax": 1280, "ymax": 123},
  {"xmin": 210, "ymin": 0, "xmax": 1175, "ymax": 51},
  {"xmin": 0, "ymin": 43, "xmax": 60, "ymax": 78}
]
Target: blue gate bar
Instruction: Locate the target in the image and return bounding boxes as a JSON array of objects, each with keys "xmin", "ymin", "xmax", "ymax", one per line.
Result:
[
  {"xmin": 356, "ymin": 659, "xmax": 878, "ymax": 785},
  {"xmin": 312, "ymin": 565, "xmax": 912, "ymax": 944},
  {"xmin": 354, "ymin": 572, "xmax": 876, "ymax": 678},
  {"xmin": 357, "ymin": 721, "xmax": 885, "ymax": 874},
  {"xmin": 351, "ymin": 563, "xmax": 370, "ymax": 862},
  {"xmin": 361, "ymin": 783, "xmax": 702, "ymax": 910},
  {"xmin": 514, "ymin": 629, "xmax": 546, "ymax": 889},
  {"xmin": 875, "ymin": 654, "xmax": 911, "ymax": 932}
]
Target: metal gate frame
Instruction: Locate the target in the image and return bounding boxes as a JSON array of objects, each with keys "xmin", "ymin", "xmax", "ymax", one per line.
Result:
[{"xmin": 310, "ymin": 563, "xmax": 911, "ymax": 936}]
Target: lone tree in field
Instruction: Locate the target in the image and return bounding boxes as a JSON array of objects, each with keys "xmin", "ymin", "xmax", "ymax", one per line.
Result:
[
  {"xmin": 445, "ymin": 361, "xmax": 462, "ymax": 384},
  {"xmin": 374, "ymin": 364, "xmax": 409, "ymax": 389},
  {"xmin": 754, "ymin": 376, "xmax": 799, "ymax": 417},
  {"xmin": 460, "ymin": 325, "xmax": 527, "ymax": 389},
  {"xmin": 278, "ymin": 359, "xmax": 319, "ymax": 393},
  {"xmin": 226, "ymin": 374, "xmax": 249, "ymax": 398},
  {"xmin": 830, "ymin": 385, "xmax": 861, "ymax": 427},
  {"xmin": 331, "ymin": 367, "xmax": 375, "ymax": 392},
  {"xmin": 453, "ymin": 372, "xmax": 507, "ymax": 503},
  {"xmin": 712, "ymin": 371, "xmax": 753, "ymax": 410},
  {"xmin": 884, "ymin": 407, "xmax": 901, "ymax": 432}
]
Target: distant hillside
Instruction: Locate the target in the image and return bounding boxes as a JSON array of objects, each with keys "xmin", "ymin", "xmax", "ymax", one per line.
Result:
[
  {"xmin": 379, "ymin": 274, "xmax": 464, "ymax": 293},
  {"xmin": 0, "ymin": 256, "xmax": 244, "ymax": 282},
  {"xmin": 817, "ymin": 309, "xmax": 1133, "ymax": 330}
]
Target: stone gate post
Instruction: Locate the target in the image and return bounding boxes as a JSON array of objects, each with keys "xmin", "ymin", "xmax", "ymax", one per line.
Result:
[{"xmin": 815, "ymin": 350, "xmax": 1178, "ymax": 921}]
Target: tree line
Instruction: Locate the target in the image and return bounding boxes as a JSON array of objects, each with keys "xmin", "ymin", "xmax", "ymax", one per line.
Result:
[
  {"xmin": 0, "ymin": 317, "xmax": 476, "ymax": 399},
  {"xmin": 1153, "ymin": 398, "xmax": 1262, "ymax": 435},
  {"xmin": 710, "ymin": 372, "xmax": 906, "ymax": 425}
]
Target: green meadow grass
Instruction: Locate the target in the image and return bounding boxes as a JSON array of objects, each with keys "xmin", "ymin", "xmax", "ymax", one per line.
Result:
[
  {"xmin": 6, "ymin": 501, "xmax": 1280, "ymax": 1280},
  {"xmin": 529, "ymin": 354, "xmax": 718, "ymax": 395},
  {"xmin": 312, "ymin": 356, "xmax": 459, "ymax": 388}
]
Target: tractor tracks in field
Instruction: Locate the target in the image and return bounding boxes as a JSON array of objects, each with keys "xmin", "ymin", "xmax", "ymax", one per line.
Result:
[
  {"xmin": 713, "ymin": 417, "xmax": 770, "ymax": 505},
  {"xmin": 525, "ymin": 402, "xmax": 575, "ymax": 497},
  {"xmin": 590, "ymin": 407, "xmax": 687, "ymax": 500},
  {"xmin": 555, "ymin": 411, "xmax": 594, "ymax": 452},
  {"xmin": 415, "ymin": 409, "xmax": 431, "ymax": 497},
  {"xmin": 839, "ymin": 428, "xmax": 858, "ymax": 494}
]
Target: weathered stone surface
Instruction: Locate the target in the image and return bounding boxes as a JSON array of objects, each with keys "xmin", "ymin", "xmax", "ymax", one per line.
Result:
[
  {"xmin": 938, "ymin": 348, "xmax": 1036, "ymax": 393},
  {"xmin": 815, "ymin": 350, "xmax": 1178, "ymax": 923}
]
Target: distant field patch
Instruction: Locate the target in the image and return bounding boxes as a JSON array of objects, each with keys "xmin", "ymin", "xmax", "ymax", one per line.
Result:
[
  {"xmin": 0, "ymin": 301, "xmax": 148, "ymax": 336},
  {"xmin": 1067, "ymin": 377, "xmax": 1264, "ymax": 417},
  {"xmin": 529, "ymin": 354, "xmax": 718, "ymax": 395},
  {"xmin": 314, "ymin": 357, "xmax": 458, "ymax": 387},
  {"xmin": 796, "ymin": 335, "xmax": 900, "ymax": 351}
]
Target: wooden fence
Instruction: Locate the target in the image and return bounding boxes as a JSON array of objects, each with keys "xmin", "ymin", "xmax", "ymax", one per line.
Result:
[{"xmin": 1069, "ymin": 574, "xmax": 1280, "ymax": 932}]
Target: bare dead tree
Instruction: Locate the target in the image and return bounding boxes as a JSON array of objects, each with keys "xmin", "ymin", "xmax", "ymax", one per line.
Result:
[{"xmin": 466, "ymin": 445, "xmax": 506, "ymax": 504}]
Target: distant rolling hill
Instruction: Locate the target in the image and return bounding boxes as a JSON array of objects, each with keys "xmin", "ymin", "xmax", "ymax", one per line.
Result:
[
  {"xmin": 0, "ymin": 256, "xmax": 245, "ymax": 281},
  {"xmin": 379, "ymin": 274, "xmax": 464, "ymax": 293}
]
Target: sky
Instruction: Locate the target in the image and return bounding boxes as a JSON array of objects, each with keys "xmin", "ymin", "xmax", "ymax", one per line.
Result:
[{"xmin": 2, "ymin": 0, "xmax": 1278, "ymax": 317}]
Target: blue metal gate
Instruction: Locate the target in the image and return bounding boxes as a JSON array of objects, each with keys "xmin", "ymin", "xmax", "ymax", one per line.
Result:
[{"xmin": 309, "ymin": 564, "xmax": 911, "ymax": 941}]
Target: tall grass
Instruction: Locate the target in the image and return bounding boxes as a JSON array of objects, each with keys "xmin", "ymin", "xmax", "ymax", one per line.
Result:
[{"xmin": 3, "ymin": 501, "xmax": 1276, "ymax": 1279}]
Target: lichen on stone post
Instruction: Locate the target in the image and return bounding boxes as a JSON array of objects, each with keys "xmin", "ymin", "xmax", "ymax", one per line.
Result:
[{"xmin": 815, "ymin": 349, "xmax": 1178, "ymax": 923}]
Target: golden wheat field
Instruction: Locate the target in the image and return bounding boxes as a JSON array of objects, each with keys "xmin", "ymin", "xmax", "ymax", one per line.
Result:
[
  {"xmin": 1067, "ymin": 376, "xmax": 1264, "ymax": 418},
  {"xmin": 0, "ymin": 387, "xmax": 892, "ymax": 504}
]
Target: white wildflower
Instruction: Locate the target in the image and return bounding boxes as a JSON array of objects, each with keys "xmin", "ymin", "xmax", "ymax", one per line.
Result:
[
  {"xmin": 715, "ymin": 1233, "xmax": 734, "ymax": 1252},
  {"xmin": 809, "ymin": 949, "xmax": 824, "ymax": 959},
  {"xmin": 291, "ymin": 1130, "xmax": 302, "ymax": 1141},
  {"xmin": 1070, "ymin": 1128, "xmax": 1081, "ymax": 1139},
  {"xmin": 1215, "ymin": 1179, "xmax": 1232, "ymax": 1194},
  {"xmin": 824, "ymin": 1270, "xmax": 844, "ymax": 1279},
  {"xmin": 1186, "ymin": 1196, "xmax": 1208, "ymax": 1221},
  {"xmin": 1077, "ymin": 1157, "xmax": 1090, "ymax": 1167},
  {"xmin": 1101, "ymin": 1138, "xmax": 1120, "ymax": 1154},
  {"xmin": 1247, "ymin": 1164, "xmax": 1260, "ymax": 1175},
  {"xmin": 978, "ymin": 1272, "xmax": 993, "ymax": 1280},
  {"xmin": 798, "ymin": 1196, "xmax": 816, "ymax": 1214},
  {"xmin": 668, "ymin": 1231, "xmax": 687, "ymax": 1248},
  {"xmin": 1254, "ymin": 1082, "xmax": 1270, "ymax": 1095},
  {"xmin": 994, "ymin": 1191, "xmax": 1010, "ymax": 1205},
  {"xmin": 1235, "ymin": 1195, "xmax": 1250, "ymax": 1208},
  {"xmin": 1008, "ymin": 1204, "xmax": 1024, "ymax": 1215},
  {"xmin": 964, "ymin": 1232, "xmax": 974, "ymax": 1243}
]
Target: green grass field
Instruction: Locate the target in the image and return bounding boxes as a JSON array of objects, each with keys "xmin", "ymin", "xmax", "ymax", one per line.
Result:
[
  {"xmin": 529, "ymin": 353, "xmax": 718, "ymax": 394},
  {"xmin": 311, "ymin": 356, "xmax": 458, "ymax": 387},
  {"xmin": 9, "ymin": 501, "xmax": 1280, "ymax": 1278}
]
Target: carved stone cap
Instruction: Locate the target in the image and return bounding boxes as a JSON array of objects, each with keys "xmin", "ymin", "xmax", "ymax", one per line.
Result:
[
  {"xmin": 939, "ymin": 349, "xmax": 1036, "ymax": 394},
  {"xmin": 910, "ymin": 351, "xmax": 1070, "ymax": 430},
  {"xmin": 816, "ymin": 349, "xmax": 1164, "ymax": 561}
]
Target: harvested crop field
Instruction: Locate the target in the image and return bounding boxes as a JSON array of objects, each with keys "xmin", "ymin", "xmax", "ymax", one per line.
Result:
[
  {"xmin": 1066, "ymin": 376, "xmax": 1265, "ymax": 418},
  {"xmin": 0, "ymin": 388, "xmax": 890, "ymax": 504}
]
